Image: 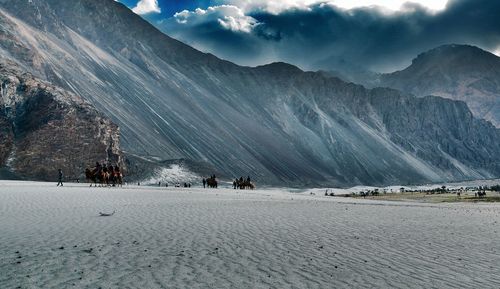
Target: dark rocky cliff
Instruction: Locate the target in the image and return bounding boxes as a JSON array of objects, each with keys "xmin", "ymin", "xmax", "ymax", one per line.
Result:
[{"xmin": 0, "ymin": 60, "xmax": 121, "ymax": 181}]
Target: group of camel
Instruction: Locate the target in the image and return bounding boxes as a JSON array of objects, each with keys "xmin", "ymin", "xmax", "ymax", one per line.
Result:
[
  {"xmin": 85, "ymin": 164, "xmax": 123, "ymax": 187},
  {"xmin": 204, "ymin": 176, "xmax": 255, "ymax": 190},
  {"xmin": 233, "ymin": 177, "xmax": 255, "ymax": 190}
]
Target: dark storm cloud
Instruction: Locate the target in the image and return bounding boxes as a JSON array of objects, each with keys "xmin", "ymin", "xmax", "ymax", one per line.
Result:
[
  {"xmin": 159, "ymin": 0, "xmax": 500, "ymax": 72},
  {"xmin": 160, "ymin": 16, "xmax": 265, "ymax": 63}
]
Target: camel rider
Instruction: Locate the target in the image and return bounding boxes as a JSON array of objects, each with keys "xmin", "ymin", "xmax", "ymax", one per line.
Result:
[
  {"xmin": 108, "ymin": 165, "xmax": 115, "ymax": 180},
  {"xmin": 95, "ymin": 162, "xmax": 102, "ymax": 174}
]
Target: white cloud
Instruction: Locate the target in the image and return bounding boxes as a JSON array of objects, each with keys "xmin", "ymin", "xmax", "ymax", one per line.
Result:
[
  {"xmin": 329, "ymin": 0, "xmax": 448, "ymax": 11},
  {"xmin": 494, "ymin": 46, "xmax": 500, "ymax": 57},
  {"xmin": 174, "ymin": 5, "xmax": 257, "ymax": 33},
  {"xmin": 222, "ymin": 0, "xmax": 317, "ymax": 14},
  {"xmin": 221, "ymin": 0, "xmax": 448, "ymax": 14},
  {"xmin": 132, "ymin": 0, "xmax": 161, "ymax": 15},
  {"xmin": 169, "ymin": 0, "xmax": 448, "ymax": 35}
]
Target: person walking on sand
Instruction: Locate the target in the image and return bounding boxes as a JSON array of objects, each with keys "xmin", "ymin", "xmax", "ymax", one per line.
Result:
[{"xmin": 57, "ymin": 169, "xmax": 64, "ymax": 186}]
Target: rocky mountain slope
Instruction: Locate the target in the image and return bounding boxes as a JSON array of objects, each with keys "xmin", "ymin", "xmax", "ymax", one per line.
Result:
[
  {"xmin": 0, "ymin": 0, "xmax": 499, "ymax": 186},
  {"xmin": 0, "ymin": 60, "xmax": 121, "ymax": 180},
  {"xmin": 379, "ymin": 45, "xmax": 500, "ymax": 127}
]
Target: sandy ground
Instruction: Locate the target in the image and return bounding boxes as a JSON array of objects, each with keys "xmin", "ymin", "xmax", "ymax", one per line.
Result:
[{"xmin": 1, "ymin": 181, "xmax": 500, "ymax": 288}]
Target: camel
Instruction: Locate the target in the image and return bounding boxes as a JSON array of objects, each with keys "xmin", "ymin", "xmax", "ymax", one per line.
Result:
[
  {"xmin": 206, "ymin": 177, "xmax": 218, "ymax": 188},
  {"xmin": 234, "ymin": 179, "xmax": 255, "ymax": 190},
  {"xmin": 113, "ymin": 171, "xmax": 123, "ymax": 187},
  {"xmin": 85, "ymin": 168, "xmax": 99, "ymax": 187},
  {"xmin": 85, "ymin": 166, "xmax": 116, "ymax": 187}
]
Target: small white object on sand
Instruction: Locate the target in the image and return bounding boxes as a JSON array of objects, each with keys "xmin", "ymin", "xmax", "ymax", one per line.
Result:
[{"xmin": 99, "ymin": 210, "xmax": 115, "ymax": 217}]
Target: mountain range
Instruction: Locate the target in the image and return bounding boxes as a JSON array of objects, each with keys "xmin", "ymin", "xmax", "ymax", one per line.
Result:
[
  {"xmin": 0, "ymin": 0, "xmax": 499, "ymax": 186},
  {"xmin": 330, "ymin": 45, "xmax": 500, "ymax": 128},
  {"xmin": 380, "ymin": 44, "xmax": 500, "ymax": 128}
]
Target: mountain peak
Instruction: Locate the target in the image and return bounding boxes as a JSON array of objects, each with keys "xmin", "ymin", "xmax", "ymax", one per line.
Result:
[
  {"xmin": 424, "ymin": 44, "xmax": 487, "ymax": 53},
  {"xmin": 381, "ymin": 44, "xmax": 500, "ymax": 127},
  {"xmin": 411, "ymin": 44, "xmax": 499, "ymax": 68},
  {"xmin": 254, "ymin": 62, "xmax": 303, "ymax": 74}
]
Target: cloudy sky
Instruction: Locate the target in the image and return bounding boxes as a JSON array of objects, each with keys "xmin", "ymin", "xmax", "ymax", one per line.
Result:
[{"xmin": 117, "ymin": 0, "xmax": 500, "ymax": 72}]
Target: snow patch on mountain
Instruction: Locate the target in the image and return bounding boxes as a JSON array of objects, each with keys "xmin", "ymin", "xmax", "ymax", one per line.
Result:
[{"xmin": 141, "ymin": 164, "xmax": 200, "ymax": 185}]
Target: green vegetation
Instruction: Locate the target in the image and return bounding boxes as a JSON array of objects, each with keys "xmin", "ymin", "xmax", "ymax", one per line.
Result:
[{"xmin": 350, "ymin": 184, "xmax": 500, "ymax": 203}]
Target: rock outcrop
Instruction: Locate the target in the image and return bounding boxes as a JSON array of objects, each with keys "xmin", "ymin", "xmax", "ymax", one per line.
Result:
[{"xmin": 0, "ymin": 60, "xmax": 121, "ymax": 181}]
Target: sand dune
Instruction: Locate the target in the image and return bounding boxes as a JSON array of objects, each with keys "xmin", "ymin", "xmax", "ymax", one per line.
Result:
[{"xmin": 1, "ymin": 181, "xmax": 500, "ymax": 288}]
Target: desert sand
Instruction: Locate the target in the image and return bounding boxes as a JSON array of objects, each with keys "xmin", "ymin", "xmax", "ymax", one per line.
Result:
[{"xmin": 1, "ymin": 181, "xmax": 500, "ymax": 288}]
